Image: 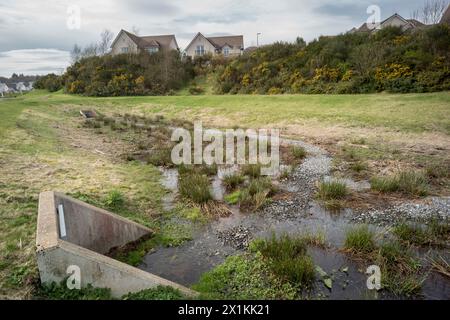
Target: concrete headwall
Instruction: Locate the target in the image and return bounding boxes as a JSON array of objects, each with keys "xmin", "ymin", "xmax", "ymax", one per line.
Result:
[
  {"xmin": 55, "ymin": 194, "xmax": 149, "ymax": 254},
  {"xmin": 36, "ymin": 191, "xmax": 196, "ymax": 298}
]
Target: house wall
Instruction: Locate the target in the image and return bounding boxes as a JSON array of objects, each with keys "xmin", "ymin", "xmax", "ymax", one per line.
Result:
[
  {"xmin": 185, "ymin": 35, "xmax": 217, "ymax": 58},
  {"xmin": 168, "ymin": 38, "xmax": 179, "ymax": 51},
  {"xmin": 111, "ymin": 32, "xmax": 139, "ymax": 55}
]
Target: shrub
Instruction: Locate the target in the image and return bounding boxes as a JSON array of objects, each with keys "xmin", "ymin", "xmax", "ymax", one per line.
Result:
[
  {"xmin": 179, "ymin": 173, "xmax": 212, "ymax": 204},
  {"xmin": 189, "ymin": 86, "xmax": 204, "ymax": 95},
  {"xmin": 64, "ymin": 51, "xmax": 192, "ymax": 96},
  {"xmin": 34, "ymin": 74, "xmax": 63, "ymax": 92}
]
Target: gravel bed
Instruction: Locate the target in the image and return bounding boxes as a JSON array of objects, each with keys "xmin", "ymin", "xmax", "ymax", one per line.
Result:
[
  {"xmin": 216, "ymin": 226, "xmax": 253, "ymax": 250},
  {"xmin": 352, "ymin": 197, "xmax": 450, "ymax": 226}
]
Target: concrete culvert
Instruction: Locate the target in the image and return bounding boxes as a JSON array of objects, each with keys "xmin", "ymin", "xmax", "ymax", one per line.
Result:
[{"xmin": 36, "ymin": 191, "xmax": 197, "ymax": 298}]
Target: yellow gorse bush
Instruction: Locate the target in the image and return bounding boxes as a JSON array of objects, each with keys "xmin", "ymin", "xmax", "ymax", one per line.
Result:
[{"xmin": 375, "ymin": 63, "xmax": 413, "ymax": 81}]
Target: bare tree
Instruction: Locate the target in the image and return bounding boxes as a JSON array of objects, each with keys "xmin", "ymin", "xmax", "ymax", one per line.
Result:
[
  {"xmin": 82, "ymin": 43, "xmax": 99, "ymax": 58},
  {"xmin": 71, "ymin": 44, "xmax": 82, "ymax": 63},
  {"xmin": 413, "ymin": 0, "xmax": 448, "ymax": 24},
  {"xmin": 98, "ymin": 29, "xmax": 114, "ymax": 55}
]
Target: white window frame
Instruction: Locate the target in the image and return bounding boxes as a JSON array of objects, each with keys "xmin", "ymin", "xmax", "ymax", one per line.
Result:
[
  {"xmin": 223, "ymin": 46, "xmax": 230, "ymax": 56},
  {"xmin": 121, "ymin": 47, "xmax": 129, "ymax": 53},
  {"xmin": 146, "ymin": 47, "xmax": 159, "ymax": 54},
  {"xmin": 195, "ymin": 45, "xmax": 205, "ymax": 56}
]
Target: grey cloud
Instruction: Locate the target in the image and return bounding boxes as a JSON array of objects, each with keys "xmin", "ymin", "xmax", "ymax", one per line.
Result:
[
  {"xmin": 121, "ymin": 0, "xmax": 180, "ymax": 15},
  {"xmin": 316, "ymin": 0, "xmax": 425, "ymax": 21},
  {"xmin": 174, "ymin": 12, "xmax": 258, "ymax": 24}
]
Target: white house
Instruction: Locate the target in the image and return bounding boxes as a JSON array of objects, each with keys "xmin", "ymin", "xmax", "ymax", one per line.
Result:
[
  {"xmin": 110, "ymin": 30, "xmax": 179, "ymax": 55},
  {"xmin": 184, "ymin": 33, "xmax": 244, "ymax": 58},
  {"xmin": 0, "ymin": 83, "xmax": 9, "ymax": 97}
]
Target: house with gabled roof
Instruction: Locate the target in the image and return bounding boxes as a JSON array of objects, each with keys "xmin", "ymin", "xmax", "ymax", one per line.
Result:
[
  {"xmin": 184, "ymin": 32, "xmax": 244, "ymax": 58},
  {"xmin": 110, "ymin": 30, "xmax": 179, "ymax": 55},
  {"xmin": 441, "ymin": 4, "xmax": 450, "ymax": 25},
  {"xmin": 349, "ymin": 13, "xmax": 425, "ymax": 34}
]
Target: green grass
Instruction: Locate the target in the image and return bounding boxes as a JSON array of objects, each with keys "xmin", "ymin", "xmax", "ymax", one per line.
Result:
[
  {"xmin": 316, "ymin": 179, "xmax": 348, "ymax": 200},
  {"xmin": 371, "ymin": 170, "xmax": 429, "ymax": 196},
  {"xmin": 344, "ymin": 225, "xmax": 376, "ymax": 253},
  {"xmin": 122, "ymin": 285, "xmax": 186, "ymax": 300},
  {"xmin": 5, "ymin": 90, "xmax": 449, "ymax": 134},
  {"xmin": 193, "ymin": 254, "xmax": 297, "ymax": 300},
  {"xmin": 393, "ymin": 220, "xmax": 450, "ymax": 247},
  {"xmin": 37, "ymin": 282, "xmax": 186, "ymax": 300},
  {"xmin": 224, "ymin": 190, "xmax": 241, "ymax": 205},
  {"xmin": 250, "ymin": 234, "xmax": 315, "ymax": 287}
]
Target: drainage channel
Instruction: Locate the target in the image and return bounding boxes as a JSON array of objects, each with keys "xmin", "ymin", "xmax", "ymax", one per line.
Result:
[{"xmin": 138, "ymin": 137, "xmax": 450, "ymax": 300}]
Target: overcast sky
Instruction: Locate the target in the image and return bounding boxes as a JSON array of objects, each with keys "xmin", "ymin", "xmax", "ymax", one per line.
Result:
[{"xmin": 0, "ymin": 0, "xmax": 427, "ymax": 77}]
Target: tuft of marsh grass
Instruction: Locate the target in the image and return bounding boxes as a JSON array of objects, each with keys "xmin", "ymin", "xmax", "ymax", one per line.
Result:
[
  {"xmin": 239, "ymin": 177, "xmax": 277, "ymax": 211},
  {"xmin": 375, "ymin": 241, "xmax": 423, "ymax": 297},
  {"xmin": 242, "ymin": 164, "xmax": 262, "ymax": 178},
  {"xmin": 343, "ymin": 226, "xmax": 424, "ymax": 297},
  {"xmin": 291, "ymin": 146, "xmax": 307, "ymax": 160},
  {"xmin": 279, "ymin": 167, "xmax": 292, "ymax": 180},
  {"xmin": 222, "ymin": 173, "xmax": 245, "ymax": 190},
  {"xmin": 350, "ymin": 161, "xmax": 368, "ymax": 173},
  {"xmin": 104, "ymin": 190, "xmax": 125, "ymax": 210},
  {"xmin": 177, "ymin": 163, "xmax": 218, "ymax": 176},
  {"xmin": 146, "ymin": 148, "xmax": 173, "ymax": 167},
  {"xmin": 393, "ymin": 220, "xmax": 450, "ymax": 247},
  {"xmin": 316, "ymin": 179, "xmax": 348, "ymax": 200},
  {"xmin": 344, "ymin": 225, "xmax": 376, "ymax": 253},
  {"xmin": 251, "ymin": 234, "xmax": 315, "ymax": 286},
  {"xmin": 179, "ymin": 173, "xmax": 212, "ymax": 204},
  {"xmin": 428, "ymin": 255, "xmax": 450, "ymax": 278},
  {"xmin": 370, "ymin": 170, "xmax": 428, "ymax": 196},
  {"xmin": 425, "ymin": 162, "xmax": 449, "ymax": 180}
]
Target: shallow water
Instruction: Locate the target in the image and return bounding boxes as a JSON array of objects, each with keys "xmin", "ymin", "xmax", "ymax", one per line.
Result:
[{"xmin": 139, "ymin": 140, "xmax": 450, "ymax": 300}]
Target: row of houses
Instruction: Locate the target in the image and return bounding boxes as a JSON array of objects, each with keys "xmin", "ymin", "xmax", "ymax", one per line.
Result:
[
  {"xmin": 110, "ymin": 30, "xmax": 244, "ymax": 58},
  {"xmin": 111, "ymin": 6, "xmax": 450, "ymax": 58},
  {"xmin": 0, "ymin": 82, "xmax": 33, "ymax": 96},
  {"xmin": 348, "ymin": 6, "xmax": 450, "ymax": 34}
]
